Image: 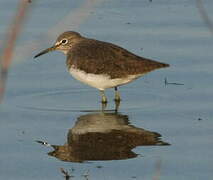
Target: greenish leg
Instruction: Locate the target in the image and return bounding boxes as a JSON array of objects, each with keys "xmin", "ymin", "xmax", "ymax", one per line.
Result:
[
  {"xmin": 101, "ymin": 102, "xmax": 107, "ymax": 111},
  {"xmin": 100, "ymin": 90, "xmax": 107, "ymax": 104},
  {"xmin": 114, "ymin": 87, "xmax": 121, "ymax": 102},
  {"xmin": 114, "ymin": 100, "xmax": 120, "ymax": 112}
]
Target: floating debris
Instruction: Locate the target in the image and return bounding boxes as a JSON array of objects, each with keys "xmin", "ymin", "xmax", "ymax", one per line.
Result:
[
  {"xmin": 164, "ymin": 77, "xmax": 184, "ymax": 86},
  {"xmin": 96, "ymin": 165, "xmax": 103, "ymax": 169}
]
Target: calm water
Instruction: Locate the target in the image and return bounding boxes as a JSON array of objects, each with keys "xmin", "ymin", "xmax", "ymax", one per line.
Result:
[{"xmin": 0, "ymin": 0, "xmax": 213, "ymax": 179}]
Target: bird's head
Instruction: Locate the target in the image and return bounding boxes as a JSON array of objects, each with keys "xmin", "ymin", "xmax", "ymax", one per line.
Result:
[{"xmin": 34, "ymin": 31, "xmax": 82, "ymax": 58}]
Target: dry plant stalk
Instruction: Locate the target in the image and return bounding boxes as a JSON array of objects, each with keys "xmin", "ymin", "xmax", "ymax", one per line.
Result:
[
  {"xmin": 14, "ymin": 0, "xmax": 105, "ymax": 62},
  {"xmin": 196, "ymin": 0, "xmax": 213, "ymax": 35},
  {"xmin": 0, "ymin": 0, "xmax": 104, "ymax": 103},
  {"xmin": 0, "ymin": 0, "xmax": 30, "ymax": 102},
  {"xmin": 152, "ymin": 159, "xmax": 162, "ymax": 180}
]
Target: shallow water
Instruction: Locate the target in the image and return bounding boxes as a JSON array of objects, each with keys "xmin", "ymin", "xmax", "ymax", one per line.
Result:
[{"xmin": 0, "ymin": 0, "xmax": 213, "ymax": 179}]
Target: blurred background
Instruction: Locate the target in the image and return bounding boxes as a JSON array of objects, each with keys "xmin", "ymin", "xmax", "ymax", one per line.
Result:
[{"xmin": 0, "ymin": 0, "xmax": 213, "ymax": 179}]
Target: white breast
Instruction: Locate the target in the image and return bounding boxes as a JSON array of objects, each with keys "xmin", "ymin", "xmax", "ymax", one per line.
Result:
[{"xmin": 69, "ymin": 67, "xmax": 142, "ymax": 90}]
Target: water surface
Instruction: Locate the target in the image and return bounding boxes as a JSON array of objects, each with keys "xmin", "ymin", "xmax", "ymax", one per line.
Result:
[{"xmin": 0, "ymin": 0, "xmax": 213, "ymax": 179}]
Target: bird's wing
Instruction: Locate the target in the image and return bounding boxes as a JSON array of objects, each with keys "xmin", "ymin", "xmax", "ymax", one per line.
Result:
[{"xmin": 67, "ymin": 39, "xmax": 169, "ymax": 79}]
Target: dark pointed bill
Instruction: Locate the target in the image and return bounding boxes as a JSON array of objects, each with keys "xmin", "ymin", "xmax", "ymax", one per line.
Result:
[{"xmin": 34, "ymin": 46, "xmax": 56, "ymax": 58}]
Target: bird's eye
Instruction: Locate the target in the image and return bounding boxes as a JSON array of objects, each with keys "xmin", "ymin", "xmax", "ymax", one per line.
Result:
[{"xmin": 61, "ymin": 39, "xmax": 68, "ymax": 44}]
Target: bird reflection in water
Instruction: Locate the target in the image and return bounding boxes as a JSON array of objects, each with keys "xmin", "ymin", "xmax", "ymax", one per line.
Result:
[{"xmin": 38, "ymin": 107, "xmax": 170, "ymax": 163}]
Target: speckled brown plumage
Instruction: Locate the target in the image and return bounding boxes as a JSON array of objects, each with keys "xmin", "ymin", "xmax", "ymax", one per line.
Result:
[
  {"xmin": 66, "ymin": 37, "xmax": 169, "ymax": 79},
  {"xmin": 34, "ymin": 31, "xmax": 170, "ymax": 103}
]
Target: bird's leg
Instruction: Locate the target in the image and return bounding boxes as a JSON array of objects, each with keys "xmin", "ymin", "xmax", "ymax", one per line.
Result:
[
  {"xmin": 101, "ymin": 102, "xmax": 107, "ymax": 111},
  {"xmin": 100, "ymin": 90, "xmax": 108, "ymax": 104},
  {"xmin": 114, "ymin": 100, "xmax": 120, "ymax": 112},
  {"xmin": 114, "ymin": 87, "xmax": 121, "ymax": 102}
]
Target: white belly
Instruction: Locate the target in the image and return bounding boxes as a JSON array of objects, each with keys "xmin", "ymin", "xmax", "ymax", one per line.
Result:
[{"xmin": 69, "ymin": 68, "xmax": 142, "ymax": 90}]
